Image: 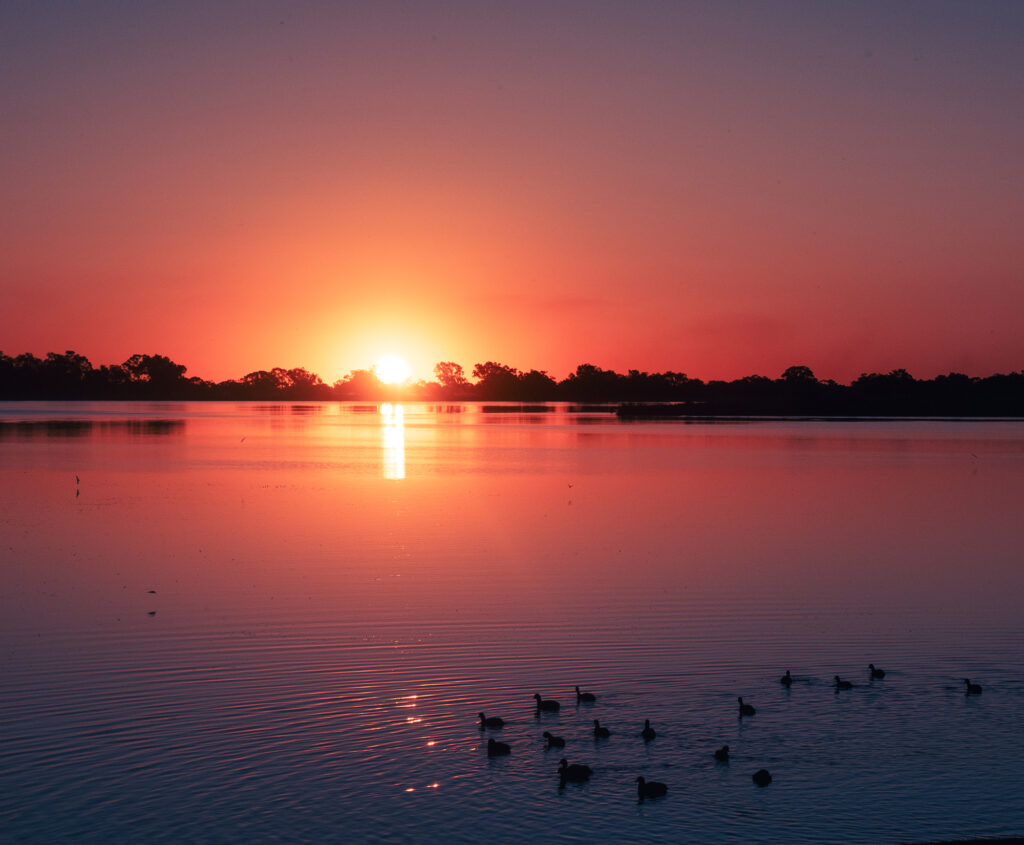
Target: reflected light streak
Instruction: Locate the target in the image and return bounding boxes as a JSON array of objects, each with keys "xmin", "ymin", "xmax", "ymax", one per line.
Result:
[{"xmin": 379, "ymin": 403, "xmax": 405, "ymax": 480}]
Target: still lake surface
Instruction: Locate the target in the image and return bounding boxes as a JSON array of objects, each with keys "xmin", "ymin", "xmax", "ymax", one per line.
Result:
[{"xmin": 2, "ymin": 401, "xmax": 1023, "ymax": 844}]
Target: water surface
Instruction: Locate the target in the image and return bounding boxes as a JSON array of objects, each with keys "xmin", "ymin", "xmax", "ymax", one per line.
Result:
[{"xmin": 2, "ymin": 402, "xmax": 1022, "ymax": 843}]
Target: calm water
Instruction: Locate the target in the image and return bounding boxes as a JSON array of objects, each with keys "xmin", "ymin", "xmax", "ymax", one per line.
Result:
[{"xmin": 2, "ymin": 402, "xmax": 1023, "ymax": 844}]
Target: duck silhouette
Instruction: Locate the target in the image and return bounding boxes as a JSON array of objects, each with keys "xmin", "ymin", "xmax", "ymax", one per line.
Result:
[
  {"xmin": 636, "ymin": 776, "xmax": 668, "ymax": 800},
  {"xmin": 834, "ymin": 676, "xmax": 853, "ymax": 690},
  {"xmin": 714, "ymin": 745, "xmax": 730, "ymax": 762},
  {"xmin": 780, "ymin": 670, "xmax": 793, "ymax": 687},
  {"xmin": 479, "ymin": 712, "xmax": 504, "ymax": 729},
  {"xmin": 738, "ymin": 697, "xmax": 756, "ymax": 716},
  {"xmin": 752, "ymin": 769, "xmax": 772, "ymax": 787},
  {"xmin": 534, "ymin": 693, "xmax": 560, "ymax": 712},
  {"xmin": 575, "ymin": 685, "xmax": 596, "ymax": 703},
  {"xmin": 869, "ymin": 664, "xmax": 886, "ymax": 679},
  {"xmin": 963, "ymin": 678, "xmax": 983, "ymax": 695},
  {"xmin": 593, "ymin": 719, "xmax": 610, "ymax": 739},
  {"xmin": 487, "ymin": 738, "xmax": 511, "ymax": 756},
  {"xmin": 542, "ymin": 731, "xmax": 565, "ymax": 749},
  {"xmin": 558, "ymin": 758, "xmax": 592, "ymax": 784},
  {"xmin": 640, "ymin": 719, "xmax": 656, "ymax": 741}
]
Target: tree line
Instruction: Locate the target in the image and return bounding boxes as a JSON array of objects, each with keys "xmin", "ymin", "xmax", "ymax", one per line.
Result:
[{"xmin": 1, "ymin": 351, "xmax": 1023, "ymax": 415}]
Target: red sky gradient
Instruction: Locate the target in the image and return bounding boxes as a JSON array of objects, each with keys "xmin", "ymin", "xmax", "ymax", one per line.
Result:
[{"xmin": 2, "ymin": 2, "xmax": 1022, "ymax": 384}]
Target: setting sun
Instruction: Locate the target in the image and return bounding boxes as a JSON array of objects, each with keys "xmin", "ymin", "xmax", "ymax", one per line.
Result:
[{"xmin": 374, "ymin": 355, "xmax": 411, "ymax": 385}]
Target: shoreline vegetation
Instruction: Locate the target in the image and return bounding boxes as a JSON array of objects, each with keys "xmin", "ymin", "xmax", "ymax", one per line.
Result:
[{"xmin": 1, "ymin": 351, "xmax": 1023, "ymax": 417}]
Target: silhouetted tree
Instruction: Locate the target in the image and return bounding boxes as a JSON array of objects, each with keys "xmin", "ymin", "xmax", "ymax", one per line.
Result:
[
  {"xmin": 472, "ymin": 362, "xmax": 520, "ymax": 399},
  {"xmin": 123, "ymin": 354, "xmax": 187, "ymax": 386},
  {"xmin": 434, "ymin": 361, "xmax": 468, "ymax": 388},
  {"xmin": 781, "ymin": 365, "xmax": 816, "ymax": 383},
  {"xmin": 519, "ymin": 369, "xmax": 558, "ymax": 400},
  {"xmin": 335, "ymin": 369, "xmax": 383, "ymax": 400},
  {"xmin": 560, "ymin": 364, "xmax": 624, "ymax": 401}
]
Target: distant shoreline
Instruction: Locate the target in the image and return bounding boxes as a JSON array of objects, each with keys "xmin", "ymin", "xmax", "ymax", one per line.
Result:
[{"xmin": 2, "ymin": 352, "xmax": 1023, "ymax": 415}]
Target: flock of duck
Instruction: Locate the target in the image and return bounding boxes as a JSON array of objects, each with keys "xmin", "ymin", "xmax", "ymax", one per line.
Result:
[{"xmin": 477, "ymin": 668, "xmax": 987, "ymax": 801}]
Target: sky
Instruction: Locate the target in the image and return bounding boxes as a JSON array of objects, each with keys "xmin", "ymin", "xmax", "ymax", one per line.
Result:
[{"xmin": 2, "ymin": 0, "xmax": 1022, "ymax": 385}]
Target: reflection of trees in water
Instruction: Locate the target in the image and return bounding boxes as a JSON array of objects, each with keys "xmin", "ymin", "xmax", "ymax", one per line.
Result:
[{"xmin": 0, "ymin": 419, "xmax": 185, "ymax": 439}]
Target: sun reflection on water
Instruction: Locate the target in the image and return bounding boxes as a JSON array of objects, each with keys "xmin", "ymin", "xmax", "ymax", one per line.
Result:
[{"xmin": 379, "ymin": 403, "xmax": 405, "ymax": 480}]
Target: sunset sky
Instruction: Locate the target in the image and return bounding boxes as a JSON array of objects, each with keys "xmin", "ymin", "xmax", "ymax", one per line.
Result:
[{"xmin": 2, "ymin": 1, "xmax": 1022, "ymax": 385}]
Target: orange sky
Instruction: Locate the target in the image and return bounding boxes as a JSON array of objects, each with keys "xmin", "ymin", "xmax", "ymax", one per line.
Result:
[{"xmin": 2, "ymin": 2, "xmax": 1022, "ymax": 384}]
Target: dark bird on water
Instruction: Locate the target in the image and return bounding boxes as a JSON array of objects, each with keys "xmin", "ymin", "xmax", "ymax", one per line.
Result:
[
  {"xmin": 575, "ymin": 685, "xmax": 596, "ymax": 703},
  {"xmin": 963, "ymin": 678, "xmax": 983, "ymax": 695},
  {"xmin": 593, "ymin": 719, "xmax": 610, "ymax": 739},
  {"xmin": 636, "ymin": 776, "xmax": 668, "ymax": 800},
  {"xmin": 780, "ymin": 670, "xmax": 793, "ymax": 686},
  {"xmin": 558, "ymin": 758, "xmax": 592, "ymax": 784},
  {"xmin": 714, "ymin": 745, "xmax": 730, "ymax": 762},
  {"xmin": 534, "ymin": 693, "xmax": 560, "ymax": 712},
  {"xmin": 640, "ymin": 719, "xmax": 656, "ymax": 741},
  {"xmin": 542, "ymin": 731, "xmax": 565, "ymax": 749},
  {"xmin": 834, "ymin": 675, "xmax": 853, "ymax": 689},
  {"xmin": 738, "ymin": 697, "xmax": 756, "ymax": 716},
  {"xmin": 869, "ymin": 664, "xmax": 886, "ymax": 679},
  {"xmin": 752, "ymin": 769, "xmax": 772, "ymax": 787},
  {"xmin": 479, "ymin": 712, "xmax": 504, "ymax": 729},
  {"xmin": 487, "ymin": 738, "xmax": 511, "ymax": 756}
]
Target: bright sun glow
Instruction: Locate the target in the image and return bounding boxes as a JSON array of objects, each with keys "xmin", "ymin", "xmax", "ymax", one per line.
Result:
[{"xmin": 374, "ymin": 355, "xmax": 411, "ymax": 384}]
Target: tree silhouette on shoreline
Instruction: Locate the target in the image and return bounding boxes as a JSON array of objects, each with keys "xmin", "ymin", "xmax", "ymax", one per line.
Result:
[{"xmin": 1, "ymin": 350, "xmax": 1022, "ymax": 416}]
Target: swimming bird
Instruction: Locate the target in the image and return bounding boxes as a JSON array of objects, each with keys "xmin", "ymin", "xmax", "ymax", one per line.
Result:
[
  {"xmin": 752, "ymin": 769, "xmax": 772, "ymax": 787},
  {"xmin": 869, "ymin": 664, "xmax": 886, "ymax": 679},
  {"xmin": 593, "ymin": 719, "xmax": 610, "ymax": 739},
  {"xmin": 542, "ymin": 731, "xmax": 565, "ymax": 749},
  {"xmin": 534, "ymin": 693, "xmax": 560, "ymax": 712},
  {"xmin": 738, "ymin": 697, "xmax": 756, "ymax": 716},
  {"xmin": 575, "ymin": 685, "xmax": 596, "ymax": 703},
  {"xmin": 963, "ymin": 678, "xmax": 983, "ymax": 695},
  {"xmin": 780, "ymin": 670, "xmax": 793, "ymax": 687},
  {"xmin": 558, "ymin": 758, "xmax": 592, "ymax": 784},
  {"xmin": 479, "ymin": 712, "xmax": 504, "ymax": 729},
  {"xmin": 487, "ymin": 738, "xmax": 511, "ymax": 756},
  {"xmin": 834, "ymin": 675, "xmax": 853, "ymax": 690},
  {"xmin": 714, "ymin": 745, "xmax": 730, "ymax": 762},
  {"xmin": 636, "ymin": 776, "xmax": 668, "ymax": 800},
  {"xmin": 640, "ymin": 719, "xmax": 656, "ymax": 741}
]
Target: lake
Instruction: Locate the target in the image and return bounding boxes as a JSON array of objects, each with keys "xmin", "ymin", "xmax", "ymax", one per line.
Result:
[{"xmin": 2, "ymin": 402, "xmax": 1023, "ymax": 844}]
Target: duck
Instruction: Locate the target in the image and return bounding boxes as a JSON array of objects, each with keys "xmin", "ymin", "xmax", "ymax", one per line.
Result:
[
  {"xmin": 558, "ymin": 758, "xmax": 592, "ymax": 784},
  {"xmin": 780, "ymin": 670, "xmax": 793, "ymax": 687},
  {"xmin": 737, "ymin": 697, "xmax": 756, "ymax": 716},
  {"xmin": 869, "ymin": 664, "xmax": 886, "ymax": 679},
  {"xmin": 534, "ymin": 693, "xmax": 561, "ymax": 712},
  {"xmin": 963, "ymin": 678, "xmax": 983, "ymax": 695},
  {"xmin": 487, "ymin": 738, "xmax": 511, "ymax": 756},
  {"xmin": 752, "ymin": 769, "xmax": 772, "ymax": 787},
  {"xmin": 713, "ymin": 745, "xmax": 730, "ymax": 762},
  {"xmin": 593, "ymin": 719, "xmax": 610, "ymax": 739},
  {"xmin": 542, "ymin": 731, "xmax": 565, "ymax": 749},
  {"xmin": 834, "ymin": 675, "xmax": 853, "ymax": 690},
  {"xmin": 640, "ymin": 719, "xmax": 656, "ymax": 741},
  {"xmin": 636, "ymin": 776, "xmax": 668, "ymax": 800},
  {"xmin": 478, "ymin": 712, "xmax": 504, "ymax": 729},
  {"xmin": 575, "ymin": 685, "xmax": 596, "ymax": 703}
]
